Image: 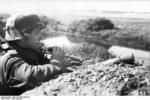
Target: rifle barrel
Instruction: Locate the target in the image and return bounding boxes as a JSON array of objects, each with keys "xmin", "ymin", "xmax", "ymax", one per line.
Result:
[{"xmin": 66, "ymin": 55, "xmax": 83, "ymax": 63}]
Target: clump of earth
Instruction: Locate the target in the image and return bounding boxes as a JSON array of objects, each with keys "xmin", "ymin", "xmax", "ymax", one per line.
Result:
[{"xmin": 22, "ymin": 43, "xmax": 150, "ymax": 96}]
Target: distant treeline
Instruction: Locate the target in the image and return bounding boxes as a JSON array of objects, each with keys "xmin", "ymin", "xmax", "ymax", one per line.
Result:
[{"xmin": 68, "ymin": 17, "xmax": 114, "ymax": 33}]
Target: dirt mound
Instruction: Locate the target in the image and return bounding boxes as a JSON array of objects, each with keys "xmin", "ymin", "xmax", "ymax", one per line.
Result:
[{"xmin": 22, "ymin": 58, "xmax": 150, "ymax": 96}]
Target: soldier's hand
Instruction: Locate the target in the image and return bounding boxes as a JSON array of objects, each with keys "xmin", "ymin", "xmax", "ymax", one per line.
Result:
[{"xmin": 50, "ymin": 46, "xmax": 71, "ymax": 68}]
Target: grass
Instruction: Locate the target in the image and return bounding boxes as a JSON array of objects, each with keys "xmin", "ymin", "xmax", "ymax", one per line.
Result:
[{"xmin": 68, "ymin": 17, "xmax": 150, "ymax": 51}]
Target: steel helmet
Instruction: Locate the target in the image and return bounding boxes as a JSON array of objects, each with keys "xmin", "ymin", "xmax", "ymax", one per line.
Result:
[{"xmin": 5, "ymin": 13, "xmax": 45, "ymax": 41}]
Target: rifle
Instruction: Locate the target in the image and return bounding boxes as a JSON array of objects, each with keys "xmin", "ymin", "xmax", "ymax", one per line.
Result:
[{"xmin": 39, "ymin": 43, "xmax": 83, "ymax": 66}]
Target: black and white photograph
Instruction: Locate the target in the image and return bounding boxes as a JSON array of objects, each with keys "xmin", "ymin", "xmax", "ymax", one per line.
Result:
[{"xmin": 0, "ymin": 0, "xmax": 150, "ymax": 96}]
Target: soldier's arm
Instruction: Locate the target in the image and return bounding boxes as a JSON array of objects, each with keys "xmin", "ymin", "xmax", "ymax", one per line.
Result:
[{"xmin": 3, "ymin": 50, "xmax": 66, "ymax": 85}]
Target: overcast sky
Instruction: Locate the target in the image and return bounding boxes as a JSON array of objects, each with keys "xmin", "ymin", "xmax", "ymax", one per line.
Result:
[{"xmin": 0, "ymin": 0, "xmax": 150, "ymax": 14}]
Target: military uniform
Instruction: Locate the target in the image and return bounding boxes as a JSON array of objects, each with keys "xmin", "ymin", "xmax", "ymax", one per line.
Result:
[
  {"xmin": 0, "ymin": 42, "xmax": 65, "ymax": 95},
  {"xmin": 0, "ymin": 13, "xmax": 73, "ymax": 95}
]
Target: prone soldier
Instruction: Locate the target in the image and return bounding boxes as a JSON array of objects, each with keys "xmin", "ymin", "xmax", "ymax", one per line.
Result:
[{"xmin": 0, "ymin": 13, "xmax": 81, "ymax": 95}]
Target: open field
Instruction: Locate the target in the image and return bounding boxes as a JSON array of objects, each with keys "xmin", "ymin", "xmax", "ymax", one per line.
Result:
[
  {"xmin": 67, "ymin": 16, "xmax": 150, "ymax": 51},
  {"xmin": 38, "ymin": 13, "xmax": 150, "ymax": 51}
]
